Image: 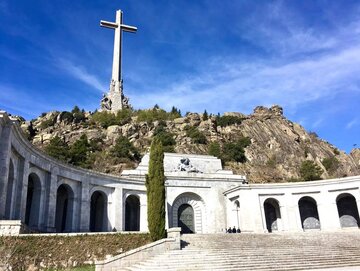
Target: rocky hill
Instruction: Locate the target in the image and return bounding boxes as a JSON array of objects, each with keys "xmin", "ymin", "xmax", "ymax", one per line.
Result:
[{"xmin": 20, "ymin": 105, "xmax": 360, "ymax": 183}]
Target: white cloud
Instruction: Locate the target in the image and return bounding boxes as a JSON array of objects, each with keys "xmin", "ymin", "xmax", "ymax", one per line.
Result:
[
  {"xmin": 54, "ymin": 58, "xmax": 106, "ymax": 93},
  {"xmin": 130, "ymin": 43, "xmax": 360, "ymax": 113},
  {"xmin": 346, "ymin": 119, "xmax": 358, "ymax": 129}
]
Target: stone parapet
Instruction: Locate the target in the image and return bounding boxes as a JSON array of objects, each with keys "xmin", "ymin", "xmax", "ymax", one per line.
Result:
[
  {"xmin": 0, "ymin": 220, "xmax": 26, "ymax": 235},
  {"xmin": 95, "ymin": 228, "xmax": 181, "ymax": 271}
]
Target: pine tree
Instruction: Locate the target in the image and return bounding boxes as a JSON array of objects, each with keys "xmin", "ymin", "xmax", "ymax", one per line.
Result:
[
  {"xmin": 44, "ymin": 136, "xmax": 69, "ymax": 162},
  {"xmin": 202, "ymin": 110, "xmax": 208, "ymax": 121},
  {"xmin": 145, "ymin": 137, "xmax": 166, "ymax": 241}
]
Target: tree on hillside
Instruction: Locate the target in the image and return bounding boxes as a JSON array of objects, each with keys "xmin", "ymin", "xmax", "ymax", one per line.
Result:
[
  {"xmin": 145, "ymin": 137, "xmax": 166, "ymax": 241},
  {"xmin": 111, "ymin": 136, "xmax": 140, "ymax": 161},
  {"xmin": 69, "ymin": 134, "xmax": 91, "ymax": 167},
  {"xmin": 44, "ymin": 136, "xmax": 69, "ymax": 162},
  {"xmin": 300, "ymin": 160, "xmax": 323, "ymax": 181}
]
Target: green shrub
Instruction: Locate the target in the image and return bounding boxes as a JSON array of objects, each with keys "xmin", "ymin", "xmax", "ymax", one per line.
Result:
[
  {"xmin": 91, "ymin": 111, "xmax": 117, "ymax": 128},
  {"xmin": 185, "ymin": 126, "xmax": 207, "ymax": 144},
  {"xmin": 69, "ymin": 135, "xmax": 91, "ymax": 167},
  {"xmin": 115, "ymin": 109, "xmax": 133, "ymax": 125},
  {"xmin": 222, "ymin": 137, "xmax": 251, "ymax": 163},
  {"xmin": 39, "ymin": 119, "xmax": 55, "ymax": 129},
  {"xmin": 153, "ymin": 124, "xmax": 176, "ymax": 152},
  {"xmin": 208, "ymin": 142, "xmax": 221, "ymax": 158},
  {"xmin": 146, "ymin": 137, "xmax": 166, "ymax": 241},
  {"xmin": 202, "ymin": 110, "xmax": 209, "ymax": 121},
  {"xmin": 136, "ymin": 106, "xmax": 181, "ymax": 123},
  {"xmin": 322, "ymin": 157, "xmax": 339, "ymax": 173},
  {"xmin": 110, "ymin": 136, "xmax": 140, "ymax": 161},
  {"xmin": 44, "ymin": 136, "xmax": 69, "ymax": 162},
  {"xmin": 72, "ymin": 106, "xmax": 86, "ymax": 123},
  {"xmin": 216, "ymin": 115, "xmax": 244, "ymax": 127},
  {"xmin": 299, "ymin": 160, "xmax": 323, "ymax": 181},
  {"xmin": 61, "ymin": 111, "xmax": 74, "ymax": 123}
]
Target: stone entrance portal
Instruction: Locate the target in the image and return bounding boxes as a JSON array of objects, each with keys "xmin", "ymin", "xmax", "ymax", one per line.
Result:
[
  {"xmin": 264, "ymin": 198, "xmax": 280, "ymax": 232},
  {"xmin": 337, "ymin": 193, "xmax": 360, "ymax": 228},
  {"xmin": 178, "ymin": 204, "xmax": 194, "ymax": 233},
  {"xmin": 299, "ymin": 196, "xmax": 320, "ymax": 230},
  {"xmin": 125, "ymin": 195, "xmax": 140, "ymax": 231}
]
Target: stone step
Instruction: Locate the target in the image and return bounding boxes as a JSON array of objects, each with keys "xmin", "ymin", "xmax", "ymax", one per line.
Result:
[
  {"xmin": 128, "ymin": 260, "xmax": 360, "ymax": 271},
  {"xmin": 123, "ymin": 232, "xmax": 360, "ymax": 271}
]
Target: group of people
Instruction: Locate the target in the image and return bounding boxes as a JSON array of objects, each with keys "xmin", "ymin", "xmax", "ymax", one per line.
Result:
[{"xmin": 226, "ymin": 226, "xmax": 241, "ymax": 233}]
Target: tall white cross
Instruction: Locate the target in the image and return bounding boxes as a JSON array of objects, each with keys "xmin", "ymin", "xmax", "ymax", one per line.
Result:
[{"xmin": 100, "ymin": 10, "xmax": 137, "ymax": 111}]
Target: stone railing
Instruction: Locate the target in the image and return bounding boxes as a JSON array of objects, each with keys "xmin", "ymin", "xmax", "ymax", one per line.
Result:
[
  {"xmin": 0, "ymin": 220, "xmax": 28, "ymax": 236},
  {"xmin": 95, "ymin": 227, "xmax": 181, "ymax": 271}
]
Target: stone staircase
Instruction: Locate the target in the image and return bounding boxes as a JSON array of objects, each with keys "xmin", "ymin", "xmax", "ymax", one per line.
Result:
[{"xmin": 124, "ymin": 231, "xmax": 360, "ymax": 271}]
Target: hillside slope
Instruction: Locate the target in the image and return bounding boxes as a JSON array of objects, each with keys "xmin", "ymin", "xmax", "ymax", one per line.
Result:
[{"xmin": 21, "ymin": 105, "xmax": 360, "ymax": 183}]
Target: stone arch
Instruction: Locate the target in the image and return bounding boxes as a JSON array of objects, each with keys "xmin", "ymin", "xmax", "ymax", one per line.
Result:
[
  {"xmin": 90, "ymin": 190, "xmax": 108, "ymax": 232},
  {"xmin": 336, "ymin": 193, "xmax": 360, "ymax": 228},
  {"xmin": 5, "ymin": 159, "xmax": 15, "ymax": 219},
  {"xmin": 25, "ymin": 173, "xmax": 42, "ymax": 229},
  {"xmin": 172, "ymin": 193, "xmax": 205, "ymax": 234},
  {"xmin": 125, "ymin": 195, "xmax": 140, "ymax": 231},
  {"xmin": 55, "ymin": 184, "xmax": 75, "ymax": 232},
  {"xmin": 298, "ymin": 196, "xmax": 320, "ymax": 230},
  {"xmin": 264, "ymin": 198, "xmax": 281, "ymax": 233}
]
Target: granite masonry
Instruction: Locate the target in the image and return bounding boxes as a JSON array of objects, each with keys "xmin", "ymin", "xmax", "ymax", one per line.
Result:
[{"xmin": 1, "ymin": 111, "xmax": 360, "ymax": 235}]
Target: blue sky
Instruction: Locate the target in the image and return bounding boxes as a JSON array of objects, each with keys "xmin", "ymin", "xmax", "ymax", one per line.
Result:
[{"xmin": 0, "ymin": 0, "xmax": 359, "ymax": 153}]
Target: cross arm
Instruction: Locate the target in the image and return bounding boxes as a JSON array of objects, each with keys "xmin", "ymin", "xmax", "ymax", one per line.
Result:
[
  {"xmin": 121, "ymin": 24, "xmax": 137, "ymax": 33},
  {"xmin": 100, "ymin": 20, "xmax": 118, "ymax": 29}
]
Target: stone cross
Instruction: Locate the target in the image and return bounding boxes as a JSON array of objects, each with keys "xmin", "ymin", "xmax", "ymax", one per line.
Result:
[{"xmin": 100, "ymin": 10, "xmax": 137, "ymax": 112}]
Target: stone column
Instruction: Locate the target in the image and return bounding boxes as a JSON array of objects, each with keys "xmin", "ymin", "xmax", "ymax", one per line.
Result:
[
  {"xmin": 79, "ymin": 180, "xmax": 90, "ymax": 232},
  {"xmin": 139, "ymin": 193, "xmax": 148, "ymax": 232},
  {"xmin": 19, "ymin": 160, "xmax": 30, "ymax": 222},
  {"xmin": 0, "ymin": 121, "xmax": 11, "ymax": 218},
  {"xmin": 46, "ymin": 170, "xmax": 58, "ymax": 232},
  {"xmin": 71, "ymin": 183, "xmax": 81, "ymax": 232},
  {"xmin": 113, "ymin": 187, "xmax": 123, "ymax": 231},
  {"xmin": 319, "ymin": 192, "xmax": 341, "ymax": 230}
]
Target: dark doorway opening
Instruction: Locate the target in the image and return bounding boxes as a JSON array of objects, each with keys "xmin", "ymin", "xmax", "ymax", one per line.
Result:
[
  {"xmin": 90, "ymin": 191, "xmax": 107, "ymax": 232},
  {"xmin": 299, "ymin": 196, "xmax": 320, "ymax": 230},
  {"xmin": 55, "ymin": 184, "xmax": 74, "ymax": 232},
  {"xmin": 264, "ymin": 198, "xmax": 281, "ymax": 232},
  {"xmin": 125, "ymin": 195, "xmax": 140, "ymax": 231},
  {"xmin": 178, "ymin": 204, "xmax": 194, "ymax": 234},
  {"xmin": 337, "ymin": 193, "xmax": 360, "ymax": 228}
]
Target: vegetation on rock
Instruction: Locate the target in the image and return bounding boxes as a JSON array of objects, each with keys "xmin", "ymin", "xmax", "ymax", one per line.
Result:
[
  {"xmin": 322, "ymin": 156, "xmax": 339, "ymax": 174},
  {"xmin": 153, "ymin": 123, "xmax": 176, "ymax": 153},
  {"xmin": 111, "ymin": 136, "xmax": 140, "ymax": 161},
  {"xmin": 27, "ymin": 104, "xmax": 360, "ymax": 183},
  {"xmin": 145, "ymin": 137, "xmax": 166, "ymax": 241},
  {"xmin": 185, "ymin": 125, "xmax": 207, "ymax": 144},
  {"xmin": 300, "ymin": 160, "xmax": 324, "ymax": 181}
]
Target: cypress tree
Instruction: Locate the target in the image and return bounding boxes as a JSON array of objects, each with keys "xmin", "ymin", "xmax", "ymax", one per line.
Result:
[{"xmin": 146, "ymin": 137, "xmax": 166, "ymax": 241}]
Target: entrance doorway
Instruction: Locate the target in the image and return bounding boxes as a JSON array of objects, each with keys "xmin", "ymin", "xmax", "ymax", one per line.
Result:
[
  {"xmin": 178, "ymin": 204, "xmax": 194, "ymax": 233},
  {"xmin": 264, "ymin": 198, "xmax": 281, "ymax": 232},
  {"xmin": 298, "ymin": 196, "xmax": 320, "ymax": 230},
  {"xmin": 337, "ymin": 193, "xmax": 360, "ymax": 228},
  {"xmin": 55, "ymin": 184, "xmax": 74, "ymax": 232},
  {"xmin": 125, "ymin": 195, "xmax": 140, "ymax": 231},
  {"xmin": 90, "ymin": 191, "xmax": 107, "ymax": 232}
]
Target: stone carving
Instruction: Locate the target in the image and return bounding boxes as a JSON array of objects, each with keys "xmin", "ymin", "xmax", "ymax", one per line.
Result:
[
  {"xmin": 176, "ymin": 158, "xmax": 202, "ymax": 173},
  {"xmin": 100, "ymin": 94, "xmax": 112, "ymax": 111}
]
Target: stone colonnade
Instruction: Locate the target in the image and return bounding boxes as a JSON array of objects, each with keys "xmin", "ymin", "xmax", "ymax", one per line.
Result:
[
  {"xmin": 0, "ymin": 112, "xmax": 146, "ymax": 233},
  {"xmin": 226, "ymin": 179, "xmax": 360, "ymax": 233}
]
